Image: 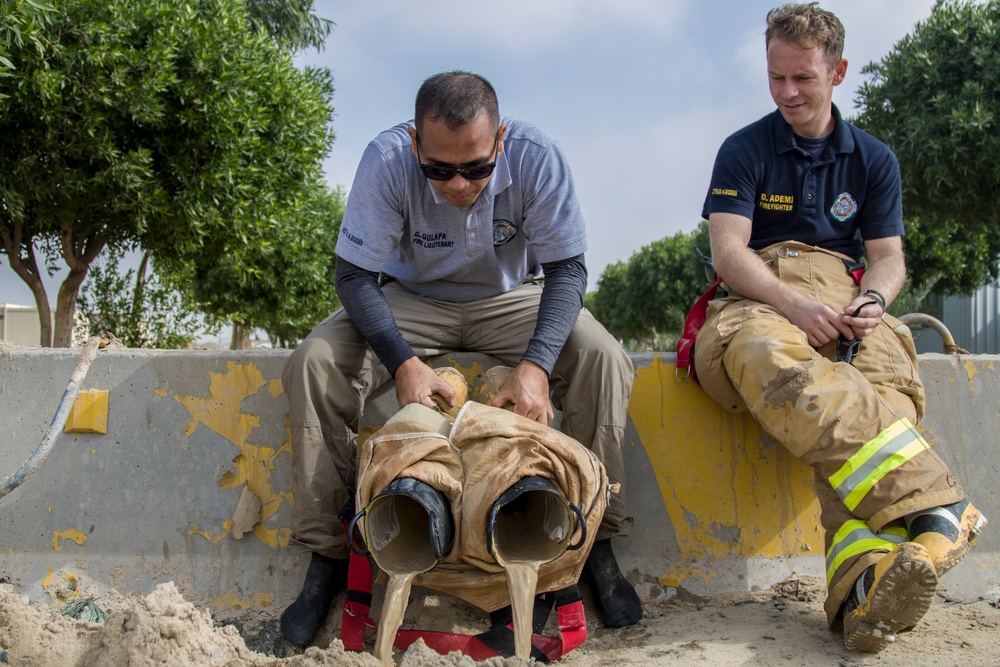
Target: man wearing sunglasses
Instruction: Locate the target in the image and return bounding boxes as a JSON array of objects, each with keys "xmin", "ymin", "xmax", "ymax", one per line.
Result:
[
  {"xmin": 278, "ymin": 70, "xmax": 641, "ymax": 646},
  {"xmin": 694, "ymin": 2, "xmax": 984, "ymax": 654}
]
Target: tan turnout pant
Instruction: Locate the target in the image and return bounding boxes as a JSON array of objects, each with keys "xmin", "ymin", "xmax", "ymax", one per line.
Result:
[
  {"xmin": 281, "ymin": 279, "xmax": 635, "ymax": 560},
  {"xmin": 694, "ymin": 242, "xmax": 965, "ymax": 625}
]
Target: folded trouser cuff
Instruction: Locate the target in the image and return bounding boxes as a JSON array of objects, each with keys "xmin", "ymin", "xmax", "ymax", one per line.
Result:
[{"xmin": 867, "ymin": 487, "xmax": 966, "ymax": 534}]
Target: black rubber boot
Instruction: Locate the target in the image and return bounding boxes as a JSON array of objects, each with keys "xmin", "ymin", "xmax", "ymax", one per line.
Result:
[
  {"xmin": 583, "ymin": 538, "xmax": 642, "ymax": 628},
  {"xmin": 280, "ymin": 552, "xmax": 350, "ymax": 646}
]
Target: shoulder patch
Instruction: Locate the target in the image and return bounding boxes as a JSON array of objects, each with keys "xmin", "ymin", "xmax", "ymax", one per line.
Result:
[
  {"xmin": 830, "ymin": 193, "xmax": 858, "ymax": 222},
  {"xmin": 492, "ymin": 219, "xmax": 518, "ymax": 246}
]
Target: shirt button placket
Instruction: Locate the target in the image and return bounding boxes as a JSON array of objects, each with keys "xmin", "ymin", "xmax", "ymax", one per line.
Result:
[{"xmin": 803, "ymin": 169, "xmax": 817, "ymax": 214}]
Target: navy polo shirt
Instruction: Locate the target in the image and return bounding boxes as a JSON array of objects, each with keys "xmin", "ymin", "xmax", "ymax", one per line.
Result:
[{"xmin": 702, "ymin": 105, "xmax": 903, "ymax": 261}]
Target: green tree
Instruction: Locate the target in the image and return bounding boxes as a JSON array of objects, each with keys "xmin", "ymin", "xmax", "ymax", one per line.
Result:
[
  {"xmin": 77, "ymin": 246, "xmax": 206, "ymax": 349},
  {"xmin": 853, "ymin": 0, "xmax": 1000, "ymax": 295},
  {"xmin": 0, "ymin": 0, "xmax": 53, "ymax": 81},
  {"xmin": 162, "ymin": 176, "xmax": 345, "ymax": 349},
  {"xmin": 244, "ymin": 0, "xmax": 332, "ymax": 51},
  {"xmin": 589, "ymin": 220, "xmax": 713, "ymax": 347},
  {"xmin": 0, "ymin": 0, "xmax": 336, "ymax": 347}
]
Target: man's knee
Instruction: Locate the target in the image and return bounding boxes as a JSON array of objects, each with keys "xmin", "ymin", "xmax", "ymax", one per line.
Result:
[
  {"xmin": 727, "ymin": 318, "xmax": 813, "ymax": 373},
  {"xmin": 283, "ymin": 336, "xmax": 333, "ymax": 386}
]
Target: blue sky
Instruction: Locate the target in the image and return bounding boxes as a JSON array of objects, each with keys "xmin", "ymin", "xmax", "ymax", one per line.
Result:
[{"xmin": 1, "ymin": 0, "xmax": 935, "ymax": 307}]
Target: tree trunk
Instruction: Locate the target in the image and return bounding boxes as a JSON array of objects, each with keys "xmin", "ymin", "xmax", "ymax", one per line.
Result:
[
  {"xmin": 54, "ymin": 224, "xmax": 107, "ymax": 347},
  {"xmin": 53, "ymin": 264, "xmax": 89, "ymax": 347},
  {"xmin": 129, "ymin": 250, "xmax": 151, "ymax": 345},
  {"xmin": 230, "ymin": 320, "xmax": 250, "ymax": 350},
  {"xmin": 0, "ymin": 216, "xmax": 53, "ymax": 346}
]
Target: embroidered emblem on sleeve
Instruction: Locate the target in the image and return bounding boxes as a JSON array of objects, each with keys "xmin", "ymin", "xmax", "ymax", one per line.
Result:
[
  {"xmin": 492, "ymin": 219, "xmax": 518, "ymax": 246},
  {"xmin": 830, "ymin": 193, "xmax": 858, "ymax": 222}
]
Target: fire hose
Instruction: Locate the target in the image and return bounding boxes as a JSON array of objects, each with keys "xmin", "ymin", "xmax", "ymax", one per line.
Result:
[{"xmin": 0, "ymin": 336, "xmax": 110, "ymax": 499}]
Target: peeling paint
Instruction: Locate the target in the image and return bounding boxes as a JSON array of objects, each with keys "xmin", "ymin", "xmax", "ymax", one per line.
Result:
[
  {"xmin": 965, "ymin": 360, "xmax": 979, "ymax": 392},
  {"xmin": 173, "ymin": 362, "xmax": 264, "ymax": 444},
  {"xmin": 268, "ymin": 378, "xmax": 283, "ymax": 398},
  {"xmin": 52, "ymin": 529, "xmax": 87, "ymax": 551},
  {"xmin": 169, "ymin": 362, "xmax": 291, "ymax": 549},
  {"xmin": 188, "ymin": 525, "xmax": 228, "ymax": 544}
]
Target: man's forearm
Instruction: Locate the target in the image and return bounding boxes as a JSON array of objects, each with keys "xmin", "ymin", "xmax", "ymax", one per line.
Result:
[
  {"xmin": 334, "ymin": 259, "xmax": 415, "ymax": 376},
  {"xmin": 859, "ymin": 237, "xmax": 907, "ymax": 309},
  {"xmin": 713, "ymin": 239, "xmax": 805, "ymax": 318},
  {"xmin": 523, "ymin": 254, "xmax": 587, "ymax": 374}
]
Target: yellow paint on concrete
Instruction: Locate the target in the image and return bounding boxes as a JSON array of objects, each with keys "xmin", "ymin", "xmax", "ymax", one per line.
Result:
[
  {"xmin": 659, "ymin": 562, "xmax": 719, "ymax": 589},
  {"xmin": 154, "ymin": 387, "xmax": 167, "ymax": 397},
  {"xmin": 52, "ymin": 529, "xmax": 88, "ymax": 551},
  {"xmin": 208, "ymin": 591, "xmax": 276, "ymax": 611},
  {"xmin": 628, "ymin": 354, "xmax": 822, "ymax": 561},
  {"xmin": 965, "ymin": 359, "xmax": 979, "ymax": 392},
  {"xmin": 268, "ymin": 378, "xmax": 283, "ymax": 398},
  {"xmin": 170, "ymin": 362, "xmax": 292, "ymax": 550},
  {"xmin": 41, "ymin": 567, "xmax": 83, "ymax": 602},
  {"xmin": 189, "ymin": 525, "xmax": 229, "ymax": 544},
  {"xmin": 173, "ymin": 361, "xmax": 265, "ymax": 444},
  {"xmin": 46, "ymin": 571, "xmax": 82, "ymax": 601},
  {"xmin": 253, "ymin": 525, "xmax": 292, "ymax": 550}
]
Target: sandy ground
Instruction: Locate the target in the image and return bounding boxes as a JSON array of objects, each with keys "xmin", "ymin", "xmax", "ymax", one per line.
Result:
[{"xmin": 2, "ymin": 573, "xmax": 998, "ymax": 667}]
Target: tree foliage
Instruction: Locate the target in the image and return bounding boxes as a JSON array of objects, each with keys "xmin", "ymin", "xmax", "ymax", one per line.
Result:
[
  {"xmin": 244, "ymin": 0, "xmax": 332, "ymax": 51},
  {"xmin": 162, "ymin": 176, "xmax": 345, "ymax": 348},
  {"xmin": 0, "ymin": 0, "xmax": 337, "ymax": 346},
  {"xmin": 77, "ymin": 246, "xmax": 206, "ymax": 349},
  {"xmin": 0, "ymin": 0, "xmax": 53, "ymax": 79},
  {"xmin": 853, "ymin": 0, "xmax": 1000, "ymax": 295},
  {"xmin": 588, "ymin": 220, "xmax": 713, "ymax": 346}
]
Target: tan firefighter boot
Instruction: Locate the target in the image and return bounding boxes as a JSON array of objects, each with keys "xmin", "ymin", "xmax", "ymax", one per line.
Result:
[
  {"xmin": 842, "ymin": 541, "xmax": 938, "ymax": 653},
  {"xmin": 906, "ymin": 498, "xmax": 987, "ymax": 576}
]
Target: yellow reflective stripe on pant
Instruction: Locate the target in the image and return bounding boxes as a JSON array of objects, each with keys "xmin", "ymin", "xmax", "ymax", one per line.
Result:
[
  {"xmin": 826, "ymin": 520, "xmax": 908, "ymax": 585},
  {"xmin": 828, "ymin": 419, "xmax": 931, "ymax": 512}
]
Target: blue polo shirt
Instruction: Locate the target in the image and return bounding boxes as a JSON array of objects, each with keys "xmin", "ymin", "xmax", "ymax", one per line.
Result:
[
  {"xmin": 702, "ymin": 105, "xmax": 903, "ymax": 261},
  {"xmin": 336, "ymin": 116, "xmax": 587, "ymax": 302}
]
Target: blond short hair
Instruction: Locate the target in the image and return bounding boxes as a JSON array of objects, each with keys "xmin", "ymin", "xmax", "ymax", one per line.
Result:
[{"xmin": 765, "ymin": 2, "xmax": 845, "ymax": 67}]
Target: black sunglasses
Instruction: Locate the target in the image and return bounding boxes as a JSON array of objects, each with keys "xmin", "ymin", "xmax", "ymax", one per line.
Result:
[
  {"xmin": 836, "ymin": 299, "xmax": 881, "ymax": 364},
  {"xmin": 414, "ymin": 130, "xmax": 500, "ymax": 181}
]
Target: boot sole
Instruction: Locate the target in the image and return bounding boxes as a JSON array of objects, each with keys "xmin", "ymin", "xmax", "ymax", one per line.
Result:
[{"xmin": 843, "ymin": 543, "xmax": 938, "ymax": 653}]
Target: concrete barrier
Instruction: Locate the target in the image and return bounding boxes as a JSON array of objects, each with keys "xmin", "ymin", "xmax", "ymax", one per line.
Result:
[{"xmin": 0, "ymin": 346, "xmax": 996, "ymax": 615}]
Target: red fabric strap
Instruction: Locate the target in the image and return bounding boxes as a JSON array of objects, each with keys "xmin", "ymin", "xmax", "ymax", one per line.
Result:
[
  {"xmin": 340, "ymin": 549, "xmax": 588, "ymax": 661},
  {"xmin": 340, "ymin": 551, "xmax": 375, "ymax": 652},
  {"xmin": 391, "ymin": 598, "xmax": 587, "ymax": 662},
  {"xmin": 676, "ymin": 276, "xmax": 723, "ymax": 382}
]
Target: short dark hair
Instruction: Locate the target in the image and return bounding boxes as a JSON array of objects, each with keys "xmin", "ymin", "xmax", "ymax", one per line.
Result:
[
  {"xmin": 414, "ymin": 71, "xmax": 499, "ymax": 133},
  {"xmin": 765, "ymin": 2, "xmax": 845, "ymax": 67}
]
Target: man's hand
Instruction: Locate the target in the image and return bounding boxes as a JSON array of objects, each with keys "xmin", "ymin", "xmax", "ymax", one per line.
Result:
[
  {"xmin": 784, "ymin": 291, "xmax": 855, "ymax": 347},
  {"xmin": 840, "ymin": 297, "xmax": 885, "ymax": 341},
  {"xmin": 393, "ymin": 357, "xmax": 455, "ymax": 410},
  {"xmin": 491, "ymin": 360, "xmax": 554, "ymax": 425}
]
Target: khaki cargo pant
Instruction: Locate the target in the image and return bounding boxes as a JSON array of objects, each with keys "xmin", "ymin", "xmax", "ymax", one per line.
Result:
[
  {"xmin": 693, "ymin": 241, "xmax": 965, "ymax": 625},
  {"xmin": 281, "ymin": 279, "xmax": 635, "ymax": 560}
]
